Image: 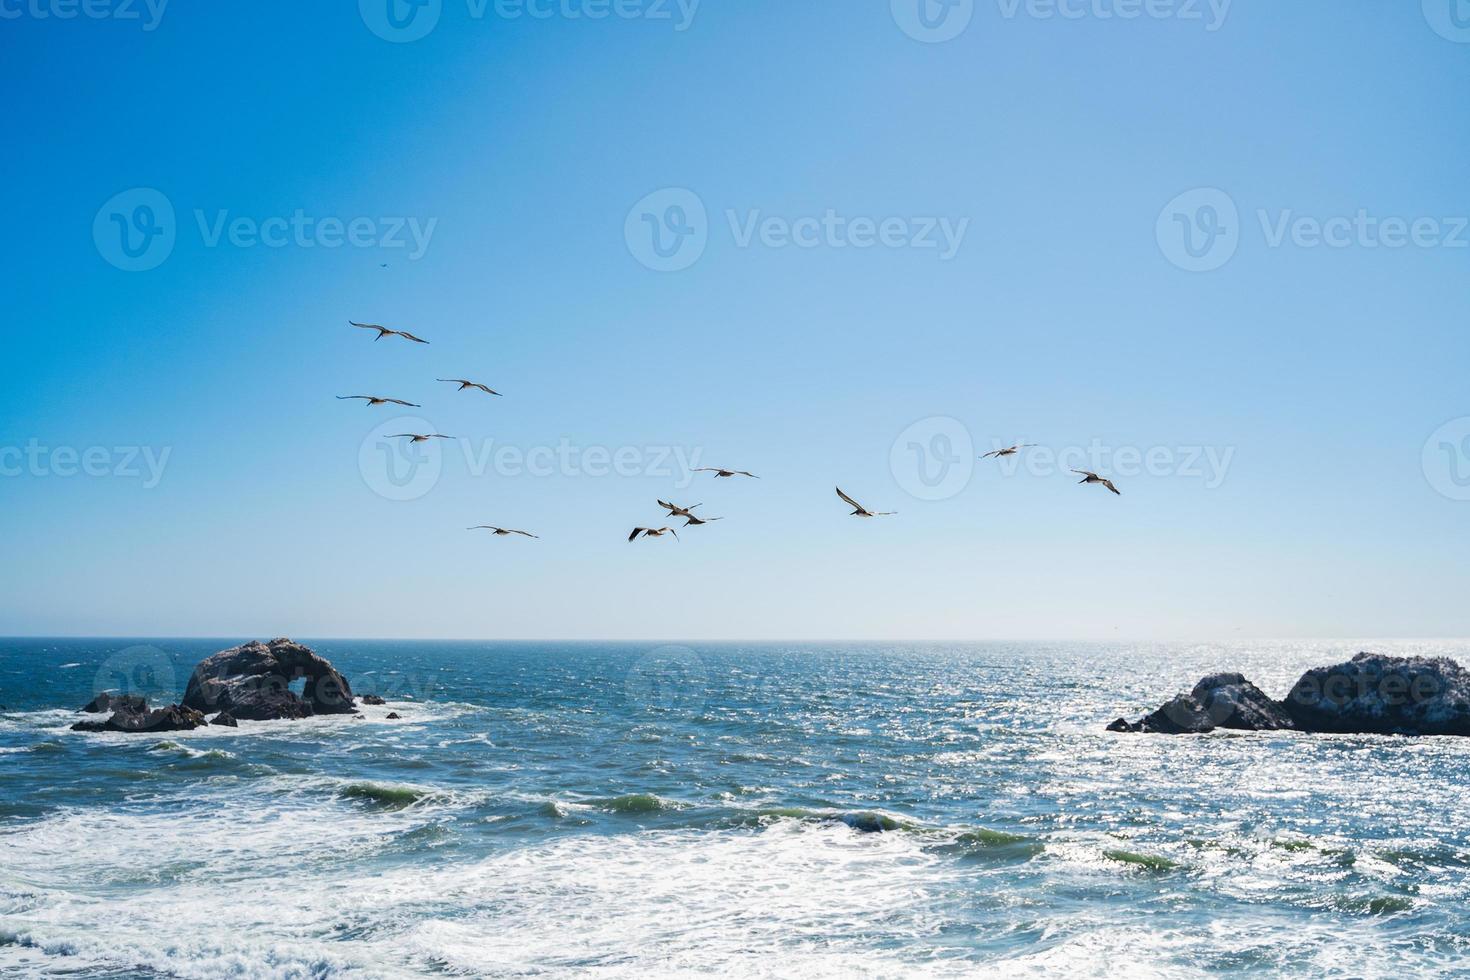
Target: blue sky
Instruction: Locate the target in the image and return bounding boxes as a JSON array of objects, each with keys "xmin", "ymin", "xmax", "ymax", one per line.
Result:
[{"xmin": 2, "ymin": 0, "xmax": 1468, "ymax": 639}]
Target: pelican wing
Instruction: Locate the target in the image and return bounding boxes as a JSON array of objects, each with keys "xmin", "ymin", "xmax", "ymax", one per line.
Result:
[
  {"xmin": 835, "ymin": 487, "xmax": 864, "ymax": 510},
  {"xmin": 394, "ymin": 330, "xmax": 430, "ymax": 344},
  {"xmin": 628, "ymin": 528, "xmax": 647, "ymax": 542},
  {"xmin": 337, "ymin": 395, "xmax": 371, "ymax": 401},
  {"xmin": 384, "ymin": 399, "xmax": 420, "ymax": 407},
  {"xmin": 509, "ymin": 530, "xmax": 538, "ymax": 538}
]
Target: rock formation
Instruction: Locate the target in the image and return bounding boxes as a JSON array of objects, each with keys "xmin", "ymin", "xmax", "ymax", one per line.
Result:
[
  {"xmin": 182, "ymin": 638, "xmax": 356, "ymax": 721},
  {"xmin": 72, "ymin": 702, "xmax": 206, "ymax": 733},
  {"xmin": 1110, "ymin": 653, "xmax": 1470, "ymax": 736}
]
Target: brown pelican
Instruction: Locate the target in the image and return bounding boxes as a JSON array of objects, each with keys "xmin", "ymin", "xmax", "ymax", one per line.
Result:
[
  {"xmin": 350, "ymin": 321, "xmax": 430, "ymax": 344},
  {"xmin": 694, "ymin": 468, "xmax": 759, "ymax": 479},
  {"xmin": 982, "ymin": 443, "xmax": 1037, "ymax": 459},
  {"xmin": 438, "ymin": 379, "xmax": 502, "ymax": 396},
  {"xmin": 682, "ymin": 515, "xmax": 724, "ymax": 528},
  {"xmin": 1072, "ymin": 470, "xmax": 1121, "ymax": 495},
  {"xmin": 657, "ymin": 500, "xmax": 702, "ymax": 519},
  {"xmin": 468, "ymin": 526, "xmax": 538, "ymax": 538},
  {"xmin": 337, "ymin": 395, "xmax": 420, "ymax": 408},
  {"xmin": 629, "ymin": 527, "xmax": 680, "ymax": 542},
  {"xmin": 836, "ymin": 487, "xmax": 896, "ymax": 518},
  {"xmin": 388, "ymin": 433, "xmax": 454, "ymax": 444}
]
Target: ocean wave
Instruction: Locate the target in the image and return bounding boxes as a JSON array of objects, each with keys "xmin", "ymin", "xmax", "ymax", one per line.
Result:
[{"xmin": 338, "ymin": 781, "xmax": 435, "ymax": 809}]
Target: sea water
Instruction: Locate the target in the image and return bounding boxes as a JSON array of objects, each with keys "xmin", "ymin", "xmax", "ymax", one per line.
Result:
[{"xmin": 1, "ymin": 639, "xmax": 1467, "ymax": 978}]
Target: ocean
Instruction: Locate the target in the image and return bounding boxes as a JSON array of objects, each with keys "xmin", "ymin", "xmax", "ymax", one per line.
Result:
[{"xmin": 1, "ymin": 638, "xmax": 1467, "ymax": 978}]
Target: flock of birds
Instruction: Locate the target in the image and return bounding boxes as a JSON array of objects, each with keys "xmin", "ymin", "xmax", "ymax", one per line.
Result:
[{"xmin": 341, "ymin": 322, "xmax": 1121, "ymax": 543}]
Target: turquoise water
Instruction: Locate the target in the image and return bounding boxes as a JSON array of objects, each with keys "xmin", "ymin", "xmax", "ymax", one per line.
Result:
[{"xmin": 2, "ymin": 639, "xmax": 1468, "ymax": 978}]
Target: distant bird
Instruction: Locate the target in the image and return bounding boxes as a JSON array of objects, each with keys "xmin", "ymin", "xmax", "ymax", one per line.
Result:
[
  {"xmin": 437, "ymin": 379, "xmax": 502, "ymax": 396},
  {"xmin": 629, "ymin": 527, "xmax": 679, "ymax": 542},
  {"xmin": 350, "ymin": 321, "xmax": 429, "ymax": 344},
  {"xmin": 388, "ymin": 433, "xmax": 454, "ymax": 444},
  {"xmin": 682, "ymin": 515, "xmax": 724, "ymax": 528},
  {"xmin": 658, "ymin": 500, "xmax": 702, "ymax": 519},
  {"xmin": 695, "ymin": 468, "xmax": 759, "ymax": 479},
  {"xmin": 468, "ymin": 526, "xmax": 538, "ymax": 538},
  {"xmin": 1073, "ymin": 470, "xmax": 1121, "ymax": 495},
  {"xmin": 836, "ymin": 487, "xmax": 896, "ymax": 518},
  {"xmin": 982, "ymin": 443, "xmax": 1037, "ymax": 459},
  {"xmin": 337, "ymin": 395, "xmax": 420, "ymax": 408}
]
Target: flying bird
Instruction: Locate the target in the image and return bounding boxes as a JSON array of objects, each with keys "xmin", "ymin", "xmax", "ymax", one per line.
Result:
[
  {"xmin": 337, "ymin": 395, "xmax": 420, "ymax": 408},
  {"xmin": 1072, "ymin": 470, "xmax": 1122, "ymax": 495},
  {"xmin": 695, "ymin": 468, "xmax": 759, "ymax": 479},
  {"xmin": 350, "ymin": 321, "xmax": 429, "ymax": 344},
  {"xmin": 982, "ymin": 443, "xmax": 1037, "ymax": 459},
  {"xmin": 682, "ymin": 515, "xmax": 724, "ymax": 528},
  {"xmin": 438, "ymin": 379, "xmax": 502, "ymax": 396},
  {"xmin": 468, "ymin": 526, "xmax": 538, "ymax": 538},
  {"xmin": 657, "ymin": 500, "xmax": 702, "ymax": 519},
  {"xmin": 629, "ymin": 527, "xmax": 680, "ymax": 542},
  {"xmin": 836, "ymin": 487, "xmax": 896, "ymax": 518},
  {"xmin": 388, "ymin": 433, "xmax": 454, "ymax": 444}
]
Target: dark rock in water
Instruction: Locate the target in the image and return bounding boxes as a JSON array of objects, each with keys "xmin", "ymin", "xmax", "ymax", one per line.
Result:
[
  {"xmin": 1110, "ymin": 653, "xmax": 1470, "ymax": 737},
  {"xmin": 385, "ymin": 712, "xmax": 401, "ymax": 720},
  {"xmin": 1134, "ymin": 694, "xmax": 1218, "ymax": 734},
  {"xmin": 82, "ymin": 692, "xmax": 147, "ymax": 715},
  {"xmin": 360, "ymin": 695, "xmax": 386, "ymax": 706},
  {"xmin": 72, "ymin": 703, "xmax": 206, "ymax": 733},
  {"xmin": 210, "ymin": 711, "xmax": 238, "ymax": 728},
  {"xmin": 182, "ymin": 638, "xmax": 355, "ymax": 721},
  {"xmin": 1191, "ymin": 673, "xmax": 1296, "ymax": 731},
  {"xmin": 1284, "ymin": 653, "xmax": 1470, "ymax": 736}
]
